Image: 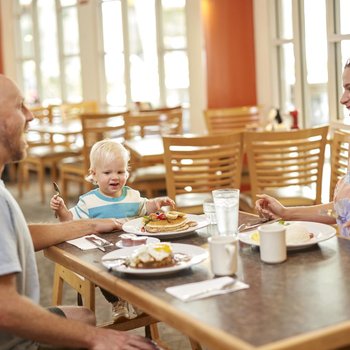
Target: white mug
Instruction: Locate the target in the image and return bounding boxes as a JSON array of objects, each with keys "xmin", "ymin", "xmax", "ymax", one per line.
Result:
[
  {"xmin": 208, "ymin": 236, "xmax": 238, "ymax": 276},
  {"xmin": 258, "ymin": 223, "xmax": 287, "ymax": 264}
]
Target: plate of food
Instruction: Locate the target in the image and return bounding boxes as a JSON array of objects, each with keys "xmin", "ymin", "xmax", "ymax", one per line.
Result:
[
  {"xmin": 101, "ymin": 242, "xmax": 208, "ymax": 276},
  {"xmin": 239, "ymin": 221, "xmax": 336, "ymax": 250},
  {"xmin": 122, "ymin": 211, "xmax": 209, "ymax": 239}
]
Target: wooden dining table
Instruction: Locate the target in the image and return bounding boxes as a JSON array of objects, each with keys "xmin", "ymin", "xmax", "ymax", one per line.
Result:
[
  {"xmin": 124, "ymin": 136, "xmax": 164, "ymax": 164},
  {"xmin": 43, "ymin": 212, "xmax": 350, "ymax": 350}
]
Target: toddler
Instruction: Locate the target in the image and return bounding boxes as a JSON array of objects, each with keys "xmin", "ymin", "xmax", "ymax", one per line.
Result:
[{"xmin": 50, "ymin": 139, "xmax": 174, "ymax": 320}]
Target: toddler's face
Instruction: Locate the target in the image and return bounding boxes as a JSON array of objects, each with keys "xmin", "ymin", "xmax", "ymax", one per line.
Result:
[{"xmin": 92, "ymin": 157, "xmax": 128, "ymax": 197}]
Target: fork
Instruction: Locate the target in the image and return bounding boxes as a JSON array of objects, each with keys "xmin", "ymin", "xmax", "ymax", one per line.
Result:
[
  {"xmin": 238, "ymin": 217, "xmax": 280, "ymax": 233},
  {"xmin": 52, "ymin": 182, "xmax": 61, "ymax": 218}
]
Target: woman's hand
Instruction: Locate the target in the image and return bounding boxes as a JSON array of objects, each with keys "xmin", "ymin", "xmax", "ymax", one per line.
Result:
[{"xmin": 255, "ymin": 194, "xmax": 286, "ymax": 220}]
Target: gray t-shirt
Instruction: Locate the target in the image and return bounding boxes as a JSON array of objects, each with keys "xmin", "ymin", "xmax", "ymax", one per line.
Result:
[{"xmin": 0, "ymin": 180, "xmax": 40, "ymax": 349}]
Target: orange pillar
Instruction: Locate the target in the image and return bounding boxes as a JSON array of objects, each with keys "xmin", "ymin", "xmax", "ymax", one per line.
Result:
[{"xmin": 202, "ymin": 0, "xmax": 256, "ymax": 108}]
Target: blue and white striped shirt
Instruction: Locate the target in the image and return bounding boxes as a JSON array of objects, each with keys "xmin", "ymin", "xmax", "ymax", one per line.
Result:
[{"xmin": 70, "ymin": 186, "xmax": 147, "ymax": 219}]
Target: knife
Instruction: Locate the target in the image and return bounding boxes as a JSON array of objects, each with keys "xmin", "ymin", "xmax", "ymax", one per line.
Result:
[{"xmin": 85, "ymin": 237, "xmax": 107, "ymax": 251}]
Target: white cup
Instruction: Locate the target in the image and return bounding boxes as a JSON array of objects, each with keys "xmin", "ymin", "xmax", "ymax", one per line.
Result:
[
  {"xmin": 212, "ymin": 189, "xmax": 240, "ymax": 236},
  {"xmin": 208, "ymin": 236, "xmax": 238, "ymax": 276},
  {"xmin": 258, "ymin": 223, "xmax": 287, "ymax": 264}
]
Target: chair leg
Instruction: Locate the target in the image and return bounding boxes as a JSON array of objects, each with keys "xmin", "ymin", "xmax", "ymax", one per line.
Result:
[
  {"xmin": 52, "ymin": 264, "xmax": 95, "ymax": 312},
  {"xmin": 52, "ymin": 264, "xmax": 64, "ymax": 306}
]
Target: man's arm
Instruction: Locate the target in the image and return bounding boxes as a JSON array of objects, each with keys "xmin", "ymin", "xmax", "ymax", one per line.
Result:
[
  {"xmin": 0, "ymin": 273, "xmax": 156, "ymax": 350},
  {"xmin": 28, "ymin": 219, "xmax": 122, "ymax": 251}
]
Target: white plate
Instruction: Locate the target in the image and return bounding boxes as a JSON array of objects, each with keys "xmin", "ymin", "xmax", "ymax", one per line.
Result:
[
  {"xmin": 239, "ymin": 221, "xmax": 336, "ymax": 250},
  {"xmin": 101, "ymin": 243, "xmax": 208, "ymax": 276},
  {"xmin": 122, "ymin": 214, "xmax": 209, "ymax": 239},
  {"xmin": 115, "ymin": 236, "xmax": 160, "ymax": 249}
]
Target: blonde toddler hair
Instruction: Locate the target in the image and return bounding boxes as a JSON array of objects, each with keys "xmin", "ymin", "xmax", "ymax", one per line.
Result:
[{"xmin": 85, "ymin": 139, "xmax": 130, "ymax": 184}]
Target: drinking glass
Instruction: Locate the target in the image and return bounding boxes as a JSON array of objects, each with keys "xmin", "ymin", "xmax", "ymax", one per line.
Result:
[
  {"xmin": 212, "ymin": 189, "xmax": 240, "ymax": 236},
  {"xmin": 203, "ymin": 199, "xmax": 217, "ymax": 236}
]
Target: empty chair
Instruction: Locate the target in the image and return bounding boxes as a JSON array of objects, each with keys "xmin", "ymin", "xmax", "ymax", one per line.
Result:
[
  {"xmin": 241, "ymin": 125, "xmax": 329, "ymax": 213},
  {"xmin": 329, "ymin": 131, "xmax": 350, "ymax": 201},
  {"xmin": 204, "ymin": 105, "xmax": 262, "ymax": 134},
  {"xmin": 18, "ymin": 105, "xmax": 81, "ymax": 203},
  {"xmin": 125, "ymin": 107, "xmax": 183, "ymax": 140},
  {"xmin": 162, "ymin": 133, "xmax": 244, "ymax": 214}
]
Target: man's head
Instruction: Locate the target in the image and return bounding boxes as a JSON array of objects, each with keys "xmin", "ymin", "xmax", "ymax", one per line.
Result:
[
  {"xmin": 340, "ymin": 59, "xmax": 350, "ymax": 112},
  {"xmin": 0, "ymin": 75, "xmax": 33, "ymax": 166}
]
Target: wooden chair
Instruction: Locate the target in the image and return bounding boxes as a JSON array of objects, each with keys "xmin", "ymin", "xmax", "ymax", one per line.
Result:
[
  {"xmin": 51, "ymin": 263, "xmax": 164, "ymax": 346},
  {"xmin": 125, "ymin": 107, "xmax": 183, "ymax": 140},
  {"xmin": 58, "ymin": 111, "xmax": 128, "ymax": 202},
  {"xmin": 162, "ymin": 132, "xmax": 244, "ymax": 214},
  {"xmin": 125, "ymin": 108, "xmax": 183, "ymax": 197},
  {"xmin": 204, "ymin": 105, "xmax": 263, "ymax": 134},
  {"xmin": 240, "ymin": 125, "xmax": 329, "ymax": 213},
  {"xmin": 56, "ymin": 100, "xmax": 99, "ymax": 121},
  {"xmin": 329, "ymin": 131, "xmax": 350, "ymax": 201},
  {"xmin": 18, "ymin": 106, "xmax": 81, "ymax": 203}
]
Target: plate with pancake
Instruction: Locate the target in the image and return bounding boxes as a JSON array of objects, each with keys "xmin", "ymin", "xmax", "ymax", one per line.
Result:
[
  {"xmin": 101, "ymin": 243, "xmax": 208, "ymax": 276},
  {"xmin": 239, "ymin": 221, "xmax": 336, "ymax": 250},
  {"xmin": 122, "ymin": 214, "xmax": 209, "ymax": 239}
]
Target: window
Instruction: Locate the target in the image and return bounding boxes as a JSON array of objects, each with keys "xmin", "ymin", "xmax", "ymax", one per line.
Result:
[
  {"xmin": 99, "ymin": 0, "xmax": 189, "ymax": 108},
  {"xmin": 15, "ymin": 0, "xmax": 82, "ymax": 104},
  {"xmin": 261, "ymin": 0, "xmax": 350, "ymax": 127}
]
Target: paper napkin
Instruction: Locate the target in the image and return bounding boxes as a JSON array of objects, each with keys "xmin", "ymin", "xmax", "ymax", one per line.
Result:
[
  {"xmin": 67, "ymin": 234, "xmax": 111, "ymax": 250},
  {"xmin": 165, "ymin": 276, "xmax": 249, "ymax": 302}
]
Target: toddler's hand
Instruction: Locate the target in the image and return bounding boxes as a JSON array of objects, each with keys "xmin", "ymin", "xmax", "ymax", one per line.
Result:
[
  {"xmin": 154, "ymin": 196, "xmax": 175, "ymax": 210},
  {"xmin": 50, "ymin": 195, "xmax": 64, "ymax": 211}
]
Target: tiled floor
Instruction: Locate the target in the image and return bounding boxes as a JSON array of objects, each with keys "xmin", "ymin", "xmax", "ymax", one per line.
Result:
[{"xmin": 5, "ymin": 177, "xmax": 193, "ymax": 350}]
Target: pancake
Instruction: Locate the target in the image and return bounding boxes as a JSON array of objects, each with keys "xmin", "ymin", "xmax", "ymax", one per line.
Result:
[{"xmin": 143, "ymin": 211, "xmax": 197, "ymax": 233}]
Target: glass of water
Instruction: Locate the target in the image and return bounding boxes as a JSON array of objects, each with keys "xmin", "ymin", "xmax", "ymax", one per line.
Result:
[
  {"xmin": 212, "ymin": 189, "xmax": 240, "ymax": 237},
  {"xmin": 203, "ymin": 199, "xmax": 217, "ymax": 236}
]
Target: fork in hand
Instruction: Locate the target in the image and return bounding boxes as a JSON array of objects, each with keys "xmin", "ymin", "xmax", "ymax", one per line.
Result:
[{"xmin": 52, "ymin": 182, "xmax": 61, "ymax": 218}]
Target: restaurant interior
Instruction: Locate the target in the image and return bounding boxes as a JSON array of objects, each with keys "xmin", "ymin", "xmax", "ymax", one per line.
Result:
[{"xmin": 1, "ymin": 1, "xmax": 350, "ymax": 349}]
